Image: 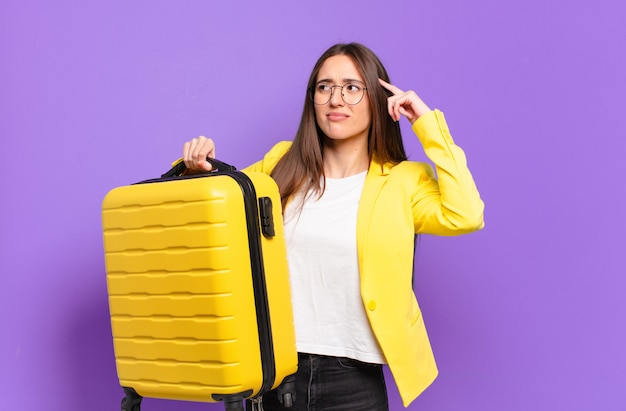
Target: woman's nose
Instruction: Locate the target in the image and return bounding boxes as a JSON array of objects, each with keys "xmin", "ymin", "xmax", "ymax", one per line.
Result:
[{"xmin": 329, "ymin": 86, "xmax": 345, "ymax": 106}]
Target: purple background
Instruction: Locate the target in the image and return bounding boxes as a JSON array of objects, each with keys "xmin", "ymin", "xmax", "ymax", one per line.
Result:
[{"xmin": 1, "ymin": 1, "xmax": 625, "ymax": 410}]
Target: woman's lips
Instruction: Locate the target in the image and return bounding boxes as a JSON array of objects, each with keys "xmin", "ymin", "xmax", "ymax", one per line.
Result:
[{"xmin": 326, "ymin": 112, "xmax": 349, "ymax": 121}]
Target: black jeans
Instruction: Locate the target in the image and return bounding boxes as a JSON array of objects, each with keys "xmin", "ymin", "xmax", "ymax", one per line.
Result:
[{"xmin": 261, "ymin": 353, "xmax": 389, "ymax": 411}]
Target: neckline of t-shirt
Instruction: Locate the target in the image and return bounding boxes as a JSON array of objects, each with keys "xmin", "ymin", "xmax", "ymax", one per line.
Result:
[{"xmin": 324, "ymin": 170, "xmax": 368, "ymax": 182}]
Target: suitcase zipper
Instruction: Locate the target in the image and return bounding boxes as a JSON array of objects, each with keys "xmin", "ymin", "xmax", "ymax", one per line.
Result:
[{"xmin": 221, "ymin": 171, "xmax": 277, "ymax": 397}]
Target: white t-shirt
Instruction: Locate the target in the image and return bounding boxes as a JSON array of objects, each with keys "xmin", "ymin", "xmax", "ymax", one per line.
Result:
[{"xmin": 282, "ymin": 171, "xmax": 386, "ymax": 364}]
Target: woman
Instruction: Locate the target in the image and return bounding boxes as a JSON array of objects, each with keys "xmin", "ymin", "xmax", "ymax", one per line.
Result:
[{"xmin": 182, "ymin": 43, "xmax": 484, "ymax": 410}]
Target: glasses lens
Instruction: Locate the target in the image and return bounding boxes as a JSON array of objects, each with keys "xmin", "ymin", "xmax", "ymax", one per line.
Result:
[
  {"xmin": 313, "ymin": 84, "xmax": 331, "ymax": 105},
  {"xmin": 342, "ymin": 83, "xmax": 364, "ymax": 105}
]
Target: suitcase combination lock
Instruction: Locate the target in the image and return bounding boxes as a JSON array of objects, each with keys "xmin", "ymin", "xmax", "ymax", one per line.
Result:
[{"xmin": 258, "ymin": 197, "xmax": 276, "ymax": 238}]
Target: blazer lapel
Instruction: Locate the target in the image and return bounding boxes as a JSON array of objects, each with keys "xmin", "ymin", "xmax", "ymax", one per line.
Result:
[{"xmin": 356, "ymin": 157, "xmax": 391, "ymax": 272}]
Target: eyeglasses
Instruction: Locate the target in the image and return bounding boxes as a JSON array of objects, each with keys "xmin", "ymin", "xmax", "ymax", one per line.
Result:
[{"xmin": 311, "ymin": 82, "xmax": 368, "ymax": 105}]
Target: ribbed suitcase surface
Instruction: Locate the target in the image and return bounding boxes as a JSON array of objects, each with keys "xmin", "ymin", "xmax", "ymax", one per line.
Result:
[{"xmin": 102, "ymin": 169, "xmax": 297, "ymax": 407}]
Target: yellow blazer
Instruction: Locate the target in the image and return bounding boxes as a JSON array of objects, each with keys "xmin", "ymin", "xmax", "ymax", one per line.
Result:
[{"xmin": 244, "ymin": 109, "xmax": 484, "ymax": 407}]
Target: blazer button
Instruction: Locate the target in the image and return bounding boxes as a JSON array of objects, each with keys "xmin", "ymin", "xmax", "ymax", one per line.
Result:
[{"xmin": 367, "ymin": 300, "xmax": 377, "ymax": 311}]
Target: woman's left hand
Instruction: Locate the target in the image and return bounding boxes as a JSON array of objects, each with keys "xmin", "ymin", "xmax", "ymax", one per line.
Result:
[{"xmin": 379, "ymin": 78, "xmax": 432, "ymax": 124}]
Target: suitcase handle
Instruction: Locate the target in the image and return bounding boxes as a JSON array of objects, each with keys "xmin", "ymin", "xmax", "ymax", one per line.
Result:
[{"xmin": 161, "ymin": 157, "xmax": 237, "ymax": 178}]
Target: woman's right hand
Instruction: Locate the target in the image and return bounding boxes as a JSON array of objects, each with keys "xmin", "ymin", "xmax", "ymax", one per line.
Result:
[{"xmin": 183, "ymin": 136, "xmax": 216, "ymax": 173}]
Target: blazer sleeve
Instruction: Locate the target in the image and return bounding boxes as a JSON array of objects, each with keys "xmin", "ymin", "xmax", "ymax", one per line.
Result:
[
  {"xmin": 410, "ymin": 110, "xmax": 485, "ymax": 235},
  {"xmin": 242, "ymin": 141, "xmax": 292, "ymax": 174}
]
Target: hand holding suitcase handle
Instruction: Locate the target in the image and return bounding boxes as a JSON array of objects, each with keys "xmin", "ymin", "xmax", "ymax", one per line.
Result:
[{"xmin": 161, "ymin": 157, "xmax": 236, "ymax": 178}]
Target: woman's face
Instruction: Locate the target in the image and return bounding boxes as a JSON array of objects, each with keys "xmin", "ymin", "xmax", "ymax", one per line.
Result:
[{"xmin": 313, "ymin": 55, "xmax": 371, "ymax": 144}]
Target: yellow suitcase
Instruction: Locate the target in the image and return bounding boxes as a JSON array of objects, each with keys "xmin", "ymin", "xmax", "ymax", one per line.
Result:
[{"xmin": 102, "ymin": 158, "xmax": 297, "ymax": 410}]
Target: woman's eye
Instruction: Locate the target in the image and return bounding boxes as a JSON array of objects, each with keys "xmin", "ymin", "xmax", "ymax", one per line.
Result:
[
  {"xmin": 317, "ymin": 84, "xmax": 331, "ymax": 93},
  {"xmin": 346, "ymin": 83, "xmax": 362, "ymax": 93}
]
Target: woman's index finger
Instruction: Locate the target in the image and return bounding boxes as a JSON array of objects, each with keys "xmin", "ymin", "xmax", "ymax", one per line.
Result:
[{"xmin": 378, "ymin": 78, "xmax": 404, "ymax": 95}]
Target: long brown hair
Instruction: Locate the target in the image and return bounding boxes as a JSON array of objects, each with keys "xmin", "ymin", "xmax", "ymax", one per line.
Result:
[{"xmin": 271, "ymin": 43, "xmax": 407, "ymax": 209}]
